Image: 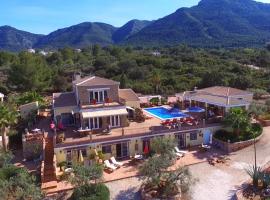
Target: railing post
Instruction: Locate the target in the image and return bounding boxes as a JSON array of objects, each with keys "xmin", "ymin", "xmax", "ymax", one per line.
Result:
[
  {"xmin": 203, "ymin": 119, "xmax": 206, "ymax": 127},
  {"xmin": 122, "ymin": 128, "xmax": 124, "ymax": 136}
]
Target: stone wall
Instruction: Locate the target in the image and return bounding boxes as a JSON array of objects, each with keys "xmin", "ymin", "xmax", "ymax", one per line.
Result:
[{"xmin": 213, "ymin": 133, "xmax": 263, "ymax": 153}]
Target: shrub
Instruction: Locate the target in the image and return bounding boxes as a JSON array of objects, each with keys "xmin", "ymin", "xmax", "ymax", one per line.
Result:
[
  {"xmin": 246, "ymin": 165, "xmax": 263, "ymax": 188},
  {"xmin": 248, "ymin": 102, "xmax": 268, "ymax": 117},
  {"xmin": 214, "ymin": 129, "xmax": 237, "ymax": 142},
  {"xmin": 71, "ymin": 184, "xmax": 110, "ymax": 200},
  {"xmin": 149, "ymin": 97, "xmax": 159, "ymax": 105},
  {"xmin": 134, "ymin": 108, "xmax": 145, "ymax": 123},
  {"xmin": 260, "ymin": 113, "xmax": 270, "ymax": 120},
  {"xmin": 248, "ymin": 88, "xmax": 269, "ymax": 100}
]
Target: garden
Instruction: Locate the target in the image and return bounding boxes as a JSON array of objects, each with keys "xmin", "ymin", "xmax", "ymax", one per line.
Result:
[{"xmin": 214, "ymin": 108, "xmax": 263, "ymax": 143}]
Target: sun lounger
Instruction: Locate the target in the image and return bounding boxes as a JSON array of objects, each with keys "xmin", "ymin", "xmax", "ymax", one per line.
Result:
[
  {"xmin": 104, "ymin": 160, "xmax": 117, "ymax": 171},
  {"xmin": 174, "ymin": 147, "xmax": 188, "ymax": 154},
  {"xmin": 110, "ymin": 157, "xmax": 123, "ymax": 167},
  {"xmin": 174, "ymin": 151, "xmax": 184, "ymax": 158}
]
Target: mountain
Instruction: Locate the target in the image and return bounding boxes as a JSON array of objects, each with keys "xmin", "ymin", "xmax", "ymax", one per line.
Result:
[
  {"xmin": 112, "ymin": 20, "xmax": 152, "ymax": 43},
  {"xmin": 0, "ymin": 26, "xmax": 43, "ymax": 51},
  {"xmin": 35, "ymin": 22, "xmax": 117, "ymax": 49},
  {"xmin": 126, "ymin": 0, "xmax": 270, "ymax": 47},
  {"xmin": 2, "ymin": 0, "xmax": 270, "ymax": 51}
]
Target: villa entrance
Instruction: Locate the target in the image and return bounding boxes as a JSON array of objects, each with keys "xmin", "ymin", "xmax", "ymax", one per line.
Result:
[
  {"xmin": 116, "ymin": 142, "xmax": 129, "ymax": 159},
  {"xmin": 175, "ymin": 133, "xmax": 186, "ymax": 148}
]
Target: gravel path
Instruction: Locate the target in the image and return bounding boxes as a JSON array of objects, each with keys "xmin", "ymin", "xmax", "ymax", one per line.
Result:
[{"xmin": 106, "ymin": 127, "xmax": 270, "ymax": 200}]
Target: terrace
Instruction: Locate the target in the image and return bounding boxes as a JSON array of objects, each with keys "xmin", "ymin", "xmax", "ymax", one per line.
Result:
[{"xmin": 54, "ymin": 110, "xmax": 221, "ymax": 148}]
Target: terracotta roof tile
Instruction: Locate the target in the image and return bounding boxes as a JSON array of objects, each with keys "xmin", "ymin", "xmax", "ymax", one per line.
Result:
[
  {"xmin": 119, "ymin": 89, "xmax": 139, "ymax": 101},
  {"xmin": 199, "ymin": 86, "xmax": 252, "ymax": 97},
  {"xmin": 73, "ymin": 76, "xmax": 119, "ymax": 86},
  {"xmin": 53, "ymin": 92, "xmax": 77, "ymax": 108}
]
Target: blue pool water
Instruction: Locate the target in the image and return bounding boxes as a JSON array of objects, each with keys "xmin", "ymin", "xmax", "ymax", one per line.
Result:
[
  {"xmin": 144, "ymin": 107, "xmax": 190, "ymax": 120},
  {"xmin": 187, "ymin": 107, "xmax": 205, "ymax": 113}
]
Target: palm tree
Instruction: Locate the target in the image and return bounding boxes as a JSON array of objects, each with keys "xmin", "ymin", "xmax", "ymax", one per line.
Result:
[
  {"xmin": 151, "ymin": 71, "xmax": 161, "ymax": 94},
  {"xmin": 0, "ymin": 103, "xmax": 18, "ymax": 152},
  {"xmin": 223, "ymin": 107, "xmax": 250, "ymax": 138}
]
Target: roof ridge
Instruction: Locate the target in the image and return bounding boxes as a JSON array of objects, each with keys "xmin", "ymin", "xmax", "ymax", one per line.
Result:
[{"xmin": 76, "ymin": 76, "xmax": 95, "ymax": 86}]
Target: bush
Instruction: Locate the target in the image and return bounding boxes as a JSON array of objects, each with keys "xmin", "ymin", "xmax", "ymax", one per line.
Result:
[
  {"xmin": 248, "ymin": 102, "xmax": 268, "ymax": 117},
  {"xmin": 214, "ymin": 129, "xmax": 237, "ymax": 142},
  {"xmin": 248, "ymin": 88, "xmax": 269, "ymax": 100},
  {"xmin": 71, "ymin": 184, "xmax": 110, "ymax": 200},
  {"xmin": 260, "ymin": 113, "xmax": 270, "ymax": 120},
  {"xmin": 149, "ymin": 97, "xmax": 159, "ymax": 105},
  {"xmin": 214, "ymin": 123, "xmax": 263, "ymax": 143}
]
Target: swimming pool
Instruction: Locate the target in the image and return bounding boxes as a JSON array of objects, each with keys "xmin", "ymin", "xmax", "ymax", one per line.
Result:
[
  {"xmin": 144, "ymin": 107, "xmax": 190, "ymax": 120},
  {"xmin": 187, "ymin": 106, "xmax": 205, "ymax": 113}
]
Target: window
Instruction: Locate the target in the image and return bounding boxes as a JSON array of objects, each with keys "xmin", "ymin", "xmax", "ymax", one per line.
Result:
[
  {"xmin": 89, "ymin": 90, "xmax": 109, "ymax": 103},
  {"xmin": 83, "ymin": 118, "xmax": 89, "ymax": 129},
  {"xmin": 89, "ymin": 117, "xmax": 101, "ymax": 129},
  {"xmin": 81, "ymin": 149, "xmax": 87, "ymax": 157},
  {"xmin": 110, "ymin": 115, "xmax": 120, "ymax": 127},
  {"xmin": 190, "ymin": 132, "xmax": 197, "ymax": 141},
  {"xmin": 135, "ymin": 143, "xmax": 139, "ymax": 151},
  {"xmin": 102, "ymin": 145, "xmax": 112, "ymax": 154}
]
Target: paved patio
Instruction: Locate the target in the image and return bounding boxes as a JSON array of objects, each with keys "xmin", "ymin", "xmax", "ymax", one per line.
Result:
[
  {"xmin": 106, "ymin": 127, "xmax": 270, "ymax": 200},
  {"xmin": 43, "ymin": 146, "xmax": 225, "ymax": 195}
]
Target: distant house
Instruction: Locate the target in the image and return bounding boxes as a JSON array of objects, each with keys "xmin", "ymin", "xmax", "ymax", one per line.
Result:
[
  {"xmin": 39, "ymin": 50, "xmax": 48, "ymax": 56},
  {"xmin": 19, "ymin": 101, "xmax": 39, "ymax": 119},
  {"xmin": 151, "ymin": 51, "xmax": 161, "ymax": 56},
  {"xmin": 27, "ymin": 49, "xmax": 35, "ymax": 53},
  {"xmin": 0, "ymin": 92, "xmax": 4, "ymax": 102}
]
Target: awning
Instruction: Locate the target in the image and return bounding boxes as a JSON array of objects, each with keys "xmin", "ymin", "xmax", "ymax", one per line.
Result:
[
  {"xmin": 126, "ymin": 106, "xmax": 135, "ymax": 111},
  {"xmin": 82, "ymin": 108, "xmax": 128, "ymax": 118}
]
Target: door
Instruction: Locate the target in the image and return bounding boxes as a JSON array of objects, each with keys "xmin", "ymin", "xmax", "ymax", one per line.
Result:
[
  {"xmin": 203, "ymin": 129, "xmax": 211, "ymax": 145},
  {"xmin": 122, "ymin": 143, "xmax": 128, "ymax": 158},
  {"xmin": 116, "ymin": 142, "xmax": 129, "ymax": 159},
  {"xmin": 175, "ymin": 133, "xmax": 186, "ymax": 148},
  {"xmin": 61, "ymin": 113, "xmax": 74, "ymax": 126},
  {"xmin": 143, "ymin": 140, "xmax": 150, "ymax": 154},
  {"xmin": 116, "ymin": 144, "xmax": 122, "ymax": 158}
]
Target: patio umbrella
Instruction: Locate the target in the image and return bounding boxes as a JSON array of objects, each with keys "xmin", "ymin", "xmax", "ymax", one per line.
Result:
[
  {"xmin": 78, "ymin": 150, "xmax": 84, "ymax": 164},
  {"xmin": 209, "ymin": 133, "xmax": 213, "ymax": 144},
  {"xmin": 144, "ymin": 143, "xmax": 149, "ymax": 155},
  {"xmin": 58, "ymin": 121, "xmax": 64, "ymax": 130}
]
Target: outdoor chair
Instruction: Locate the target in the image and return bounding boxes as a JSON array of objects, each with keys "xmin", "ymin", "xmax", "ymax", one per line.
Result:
[
  {"xmin": 174, "ymin": 146, "xmax": 188, "ymax": 155},
  {"xmin": 110, "ymin": 157, "xmax": 123, "ymax": 167},
  {"xmin": 104, "ymin": 160, "xmax": 117, "ymax": 171}
]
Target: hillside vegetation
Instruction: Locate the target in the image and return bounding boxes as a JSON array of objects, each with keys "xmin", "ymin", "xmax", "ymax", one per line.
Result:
[{"xmin": 0, "ymin": 45, "xmax": 269, "ymax": 96}]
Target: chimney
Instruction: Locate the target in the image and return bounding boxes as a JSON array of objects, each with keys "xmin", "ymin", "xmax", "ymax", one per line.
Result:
[{"xmin": 73, "ymin": 72, "xmax": 81, "ymax": 81}]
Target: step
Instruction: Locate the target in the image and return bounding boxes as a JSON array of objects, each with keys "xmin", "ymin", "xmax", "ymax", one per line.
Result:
[{"xmin": 41, "ymin": 181, "xmax": 57, "ymax": 190}]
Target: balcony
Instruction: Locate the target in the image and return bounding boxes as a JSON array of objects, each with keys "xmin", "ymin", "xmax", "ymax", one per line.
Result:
[{"xmin": 55, "ymin": 116, "xmax": 221, "ymax": 148}]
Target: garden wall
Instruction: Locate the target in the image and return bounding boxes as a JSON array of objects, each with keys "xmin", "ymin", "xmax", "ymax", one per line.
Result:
[{"xmin": 213, "ymin": 133, "xmax": 263, "ymax": 153}]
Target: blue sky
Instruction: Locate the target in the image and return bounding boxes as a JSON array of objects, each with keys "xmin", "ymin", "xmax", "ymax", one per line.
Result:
[{"xmin": 1, "ymin": 0, "xmax": 270, "ymax": 34}]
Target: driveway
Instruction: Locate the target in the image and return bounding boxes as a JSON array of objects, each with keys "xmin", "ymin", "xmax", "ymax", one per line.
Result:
[{"xmin": 106, "ymin": 127, "xmax": 270, "ymax": 200}]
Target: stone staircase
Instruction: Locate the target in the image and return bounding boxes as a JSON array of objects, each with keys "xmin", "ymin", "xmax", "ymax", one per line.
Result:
[{"xmin": 41, "ymin": 135, "xmax": 57, "ymax": 190}]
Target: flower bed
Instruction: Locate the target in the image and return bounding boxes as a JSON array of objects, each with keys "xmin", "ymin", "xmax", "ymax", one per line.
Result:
[{"xmin": 213, "ymin": 133, "xmax": 263, "ymax": 153}]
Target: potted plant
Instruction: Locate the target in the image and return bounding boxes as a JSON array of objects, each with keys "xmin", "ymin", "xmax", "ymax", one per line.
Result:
[
  {"xmin": 97, "ymin": 151, "xmax": 105, "ymax": 163},
  {"xmin": 58, "ymin": 161, "xmax": 67, "ymax": 171},
  {"xmin": 91, "ymin": 99, "xmax": 97, "ymax": 105},
  {"xmin": 57, "ymin": 132, "xmax": 65, "ymax": 143}
]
